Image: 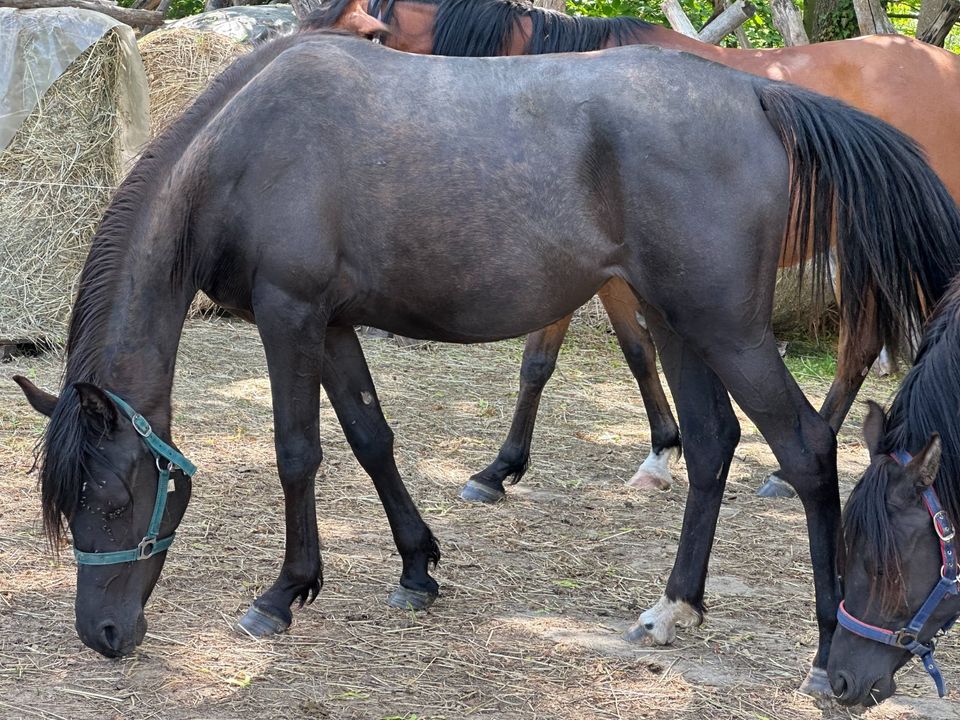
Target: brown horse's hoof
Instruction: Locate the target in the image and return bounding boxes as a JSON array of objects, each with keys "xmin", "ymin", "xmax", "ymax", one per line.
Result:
[
  {"xmin": 237, "ymin": 604, "xmax": 291, "ymax": 637},
  {"xmin": 387, "ymin": 585, "xmax": 437, "ymax": 610},
  {"xmin": 459, "ymin": 478, "xmax": 505, "ymax": 503}
]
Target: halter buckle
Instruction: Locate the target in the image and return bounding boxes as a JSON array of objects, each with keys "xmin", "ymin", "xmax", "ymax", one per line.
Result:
[
  {"xmin": 933, "ymin": 510, "xmax": 956, "ymax": 542},
  {"xmin": 132, "ymin": 413, "xmax": 153, "ymax": 438},
  {"xmin": 136, "ymin": 537, "xmax": 158, "ymax": 560},
  {"xmin": 894, "ymin": 628, "xmax": 918, "ymax": 648}
]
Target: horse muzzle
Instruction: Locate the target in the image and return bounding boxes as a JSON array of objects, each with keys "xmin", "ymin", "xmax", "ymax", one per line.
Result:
[{"xmin": 76, "ymin": 607, "xmax": 147, "ymax": 658}]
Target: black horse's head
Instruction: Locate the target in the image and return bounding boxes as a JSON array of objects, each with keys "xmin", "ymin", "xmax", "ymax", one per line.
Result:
[
  {"xmin": 16, "ymin": 376, "xmax": 193, "ymax": 658},
  {"xmin": 829, "ymin": 401, "xmax": 960, "ymax": 706}
]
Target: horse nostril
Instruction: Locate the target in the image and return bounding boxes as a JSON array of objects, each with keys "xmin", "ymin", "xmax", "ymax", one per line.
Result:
[
  {"xmin": 100, "ymin": 622, "xmax": 120, "ymax": 653},
  {"xmin": 832, "ymin": 670, "xmax": 857, "ymax": 702}
]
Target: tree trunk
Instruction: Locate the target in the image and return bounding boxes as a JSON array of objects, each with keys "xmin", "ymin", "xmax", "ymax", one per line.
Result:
[
  {"xmin": 852, "ymin": 0, "xmax": 896, "ymax": 34},
  {"xmin": 0, "ymin": 0, "xmax": 163, "ymax": 27},
  {"xmin": 804, "ymin": 0, "xmax": 859, "ymax": 41},
  {"xmin": 533, "ymin": 0, "xmax": 566, "ymax": 11},
  {"xmin": 770, "ymin": 0, "xmax": 810, "ymax": 44},
  {"xmin": 698, "ymin": 0, "xmax": 755, "ymax": 43},
  {"xmin": 917, "ymin": 0, "xmax": 960, "ymax": 45}
]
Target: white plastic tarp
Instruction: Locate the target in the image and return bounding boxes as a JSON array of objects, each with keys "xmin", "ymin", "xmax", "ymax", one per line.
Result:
[
  {"xmin": 0, "ymin": 7, "xmax": 149, "ymax": 162},
  {"xmin": 162, "ymin": 4, "xmax": 298, "ymax": 44}
]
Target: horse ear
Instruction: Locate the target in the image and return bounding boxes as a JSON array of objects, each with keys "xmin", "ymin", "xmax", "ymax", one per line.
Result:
[
  {"xmin": 862, "ymin": 401, "xmax": 886, "ymax": 456},
  {"xmin": 73, "ymin": 383, "xmax": 118, "ymax": 430},
  {"xmin": 906, "ymin": 434, "xmax": 942, "ymax": 488},
  {"xmin": 13, "ymin": 375, "xmax": 58, "ymax": 417}
]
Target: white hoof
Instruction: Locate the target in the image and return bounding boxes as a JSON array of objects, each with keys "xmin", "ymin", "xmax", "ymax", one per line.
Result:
[
  {"xmin": 626, "ymin": 448, "xmax": 677, "ymax": 490},
  {"xmin": 623, "ymin": 595, "xmax": 701, "ymax": 646}
]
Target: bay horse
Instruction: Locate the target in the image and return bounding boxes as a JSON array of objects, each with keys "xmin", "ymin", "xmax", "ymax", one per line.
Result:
[
  {"xmin": 316, "ymin": 0, "xmax": 960, "ymax": 500},
  {"xmin": 14, "ymin": 33, "xmax": 960, "ymax": 703},
  {"xmin": 827, "ymin": 280, "xmax": 960, "ymax": 705}
]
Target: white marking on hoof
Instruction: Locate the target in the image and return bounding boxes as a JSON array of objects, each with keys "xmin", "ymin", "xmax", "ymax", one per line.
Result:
[
  {"xmin": 626, "ymin": 448, "xmax": 676, "ymax": 490},
  {"xmin": 872, "ymin": 346, "xmax": 895, "ymax": 377},
  {"xmin": 625, "ymin": 595, "xmax": 701, "ymax": 646}
]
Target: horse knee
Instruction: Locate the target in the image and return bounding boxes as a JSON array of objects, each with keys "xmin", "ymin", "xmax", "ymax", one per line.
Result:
[
  {"xmin": 276, "ymin": 441, "xmax": 322, "ymax": 485},
  {"xmin": 519, "ymin": 352, "xmax": 556, "ymax": 388}
]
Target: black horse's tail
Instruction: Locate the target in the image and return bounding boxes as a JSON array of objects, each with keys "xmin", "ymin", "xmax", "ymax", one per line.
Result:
[{"xmin": 758, "ymin": 82, "xmax": 960, "ymax": 357}]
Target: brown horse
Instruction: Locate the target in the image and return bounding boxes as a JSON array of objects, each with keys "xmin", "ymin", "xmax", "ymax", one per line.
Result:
[{"xmin": 316, "ymin": 0, "xmax": 960, "ymax": 499}]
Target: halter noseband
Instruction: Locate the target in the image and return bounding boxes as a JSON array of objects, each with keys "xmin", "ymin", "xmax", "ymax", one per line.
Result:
[
  {"xmin": 72, "ymin": 392, "xmax": 197, "ymax": 565},
  {"xmin": 837, "ymin": 450, "xmax": 959, "ymax": 697}
]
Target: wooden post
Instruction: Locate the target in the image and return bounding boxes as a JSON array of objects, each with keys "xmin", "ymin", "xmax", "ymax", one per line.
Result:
[
  {"xmin": 698, "ymin": 0, "xmax": 755, "ymax": 44},
  {"xmin": 662, "ymin": 0, "xmax": 755, "ymax": 44},
  {"xmin": 769, "ymin": 0, "xmax": 809, "ymax": 45},
  {"xmin": 917, "ymin": 0, "xmax": 960, "ymax": 45},
  {"xmin": 852, "ymin": 0, "xmax": 897, "ymax": 34},
  {"xmin": 661, "ymin": 0, "xmax": 699, "ymax": 37}
]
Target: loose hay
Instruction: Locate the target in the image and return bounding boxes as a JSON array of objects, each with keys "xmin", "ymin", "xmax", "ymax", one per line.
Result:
[
  {"xmin": 0, "ymin": 31, "xmax": 127, "ymax": 344},
  {"xmin": 138, "ymin": 28, "xmax": 249, "ymax": 137}
]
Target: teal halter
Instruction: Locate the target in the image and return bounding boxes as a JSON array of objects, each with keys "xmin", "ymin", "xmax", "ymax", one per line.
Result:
[{"xmin": 72, "ymin": 391, "xmax": 197, "ymax": 565}]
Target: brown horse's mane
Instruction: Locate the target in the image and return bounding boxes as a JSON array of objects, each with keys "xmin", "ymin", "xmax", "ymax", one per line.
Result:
[
  {"xmin": 431, "ymin": 0, "xmax": 652, "ymax": 56},
  {"xmin": 38, "ymin": 31, "xmax": 329, "ymax": 547}
]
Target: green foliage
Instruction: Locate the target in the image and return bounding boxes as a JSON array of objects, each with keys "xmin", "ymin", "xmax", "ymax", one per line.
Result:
[
  {"xmin": 116, "ymin": 0, "xmax": 205, "ymax": 19},
  {"xmin": 569, "ymin": 0, "xmax": 786, "ymax": 47}
]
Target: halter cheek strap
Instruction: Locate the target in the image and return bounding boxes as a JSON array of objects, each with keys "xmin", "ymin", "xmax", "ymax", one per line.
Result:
[
  {"xmin": 72, "ymin": 392, "xmax": 197, "ymax": 565},
  {"xmin": 837, "ymin": 451, "xmax": 959, "ymax": 697}
]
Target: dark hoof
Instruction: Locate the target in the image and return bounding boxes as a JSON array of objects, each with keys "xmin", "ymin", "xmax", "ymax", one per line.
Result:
[
  {"xmin": 387, "ymin": 585, "xmax": 437, "ymax": 610},
  {"xmin": 237, "ymin": 604, "xmax": 291, "ymax": 637},
  {"xmin": 799, "ymin": 667, "xmax": 832, "ymax": 698},
  {"xmin": 459, "ymin": 478, "xmax": 505, "ymax": 504},
  {"xmin": 756, "ymin": 475, "xmax": 796, "ymax": 498}
]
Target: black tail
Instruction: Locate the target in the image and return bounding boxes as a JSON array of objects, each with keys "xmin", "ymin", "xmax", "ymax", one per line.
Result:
[{"xmin": 758, "ymin": 82, "xmax": 960, "ymax": 357}]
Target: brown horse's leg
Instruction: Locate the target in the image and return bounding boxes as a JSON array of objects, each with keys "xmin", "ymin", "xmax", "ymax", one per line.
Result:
[
  {"xmin": 239, "ymin": 294, "xmax": 327, "ymax": 637},
  {"xmin": 461, "ymin": 314, "xmax": 574, "ymax": 503},
  {"xmin": 598, "ymin": 279, "xmax": 681, "ymax": 490},
  {"xmin": 321, "ymin": 326, "xmax": 440, "ymax": 608}
]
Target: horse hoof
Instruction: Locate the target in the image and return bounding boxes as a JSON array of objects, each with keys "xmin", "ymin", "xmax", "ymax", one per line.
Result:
[
  {"xmin": 387, "ymin": 585, "xmax": 437, "ymax": 610},
  {"xmin": 622, "ymin": 622, "xmax": 660, "ymax": 647},
  {"xmin": 756, "ymin": 475, "xmax": 796, "ymax": 498},
  {"xmin": 625, "ymin": 470, "xmax": 671, "ymax": 490},
  {"xmin": 799, "ymin": 667, "xmax": 832, "ymax": 698},
  {"xmin": 459, "ymin": 478, "xmax": 505, "ymax": 504},
  {"xmin": 237, "ymin": 605, "xmax": 290, "ymax": 637}
]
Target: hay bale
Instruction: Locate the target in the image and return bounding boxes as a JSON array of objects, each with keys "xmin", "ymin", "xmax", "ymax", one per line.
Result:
[
  {"xmin": 772, "ymin": 266, "xmax": 838, "ymax": 338},
  {"xmin": 138, "ymin": 28, "xmax": 248, "ymax": 137},
  {"xmin": 0, "ymin": 29, "xmax": 135, "ymax": 344}
]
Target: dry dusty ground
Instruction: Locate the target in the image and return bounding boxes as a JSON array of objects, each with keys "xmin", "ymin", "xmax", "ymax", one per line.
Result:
[{"xmin": 1, "ymin": 317, "xmax": 958, "ymax": 720}]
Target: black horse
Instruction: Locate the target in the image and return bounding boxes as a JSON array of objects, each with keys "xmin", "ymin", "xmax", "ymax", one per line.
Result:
[
  {"xmin": 828, "ymin": 280, "xmax": 960, "ymax": 705},
  {"xmin": 14, "ymin": 34, "xmax": 960, "ymax": 702}
]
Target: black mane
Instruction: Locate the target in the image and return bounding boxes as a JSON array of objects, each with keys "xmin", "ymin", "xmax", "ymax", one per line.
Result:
[
  {"xmin": 844, "ymin": 280, "xmax": 960, "ymax": 609},
  {"xmin": 432, "ymin": 0, "xmax": 651, "ymax": 56},
  {"xmin": 37, "ymin": 32, "xmax": 323, "ymax": 546}
]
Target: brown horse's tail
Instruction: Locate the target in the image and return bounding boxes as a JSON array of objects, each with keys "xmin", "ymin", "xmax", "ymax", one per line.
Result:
[{"xmin": 757, "ymin": 82, "xmax": 960, "ymax": 358}]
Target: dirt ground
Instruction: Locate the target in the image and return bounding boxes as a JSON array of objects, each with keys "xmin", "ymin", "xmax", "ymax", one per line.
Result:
[{"xmin": 1, "ymin": 317, "xmax": 958, "ymax": 720}]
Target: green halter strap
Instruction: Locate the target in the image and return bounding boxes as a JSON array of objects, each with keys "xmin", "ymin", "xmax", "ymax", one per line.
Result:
[{"xmin": 72, "ymin": 391, "xmax": 197, "ymax": 565}]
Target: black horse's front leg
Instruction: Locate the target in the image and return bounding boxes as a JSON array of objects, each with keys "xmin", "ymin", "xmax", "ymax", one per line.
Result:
[{"xmin": 238, "ymin": 299, "xmax": 326, "ymax": 637}]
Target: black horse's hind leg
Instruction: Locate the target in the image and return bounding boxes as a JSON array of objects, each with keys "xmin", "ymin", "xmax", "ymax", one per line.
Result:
[
  {"xmin": 461, "ymin": 314, "xmax": 574, "ymax": 503},
  {"xmin": 322, "ymin": 326, "xmax": 440, "ymax": 609},
  {"xmin": 623, "ymin": 318, "xmax": 739, "ymax": 645},
  {"xmin": 238, "ymin": 298, "xmax": 327, "ymax": 638},
  {"xmin": 628, "ymin": 318, "xmax": 840, "ymax": 693},
  {"xmin": 757, "ymin": 306, "xmax": 884, "ymax": 499}
]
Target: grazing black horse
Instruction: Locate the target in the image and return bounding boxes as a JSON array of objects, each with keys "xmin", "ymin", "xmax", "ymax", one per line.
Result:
[
  {"xmin": 14, "ymin": 34, "xmax": 960, "ymax": 701},
  {"xmin": 828, "ymin": 282, "xmax": 960, "ymax": 705}
]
